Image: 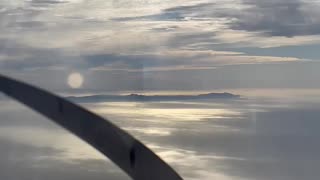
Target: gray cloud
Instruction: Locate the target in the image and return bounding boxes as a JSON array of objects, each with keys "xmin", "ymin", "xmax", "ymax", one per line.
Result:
[
  {"xmin": 0, "ymin": 2, "xmax": 48, "ymax": 30},
  {"xmin": 231, "ymin": 0, "xmax": 320, "ymax": 37},
  {"xmin": 113, "ymin": 2, "xmax": 217, "ymax": 22},
  {"xmin": 30, "ymin": 0, "xmax": 68, "ymax": 6},
  {"xmin": 118, "ymin": 0, "xmax": 320, "ymax": 37}
]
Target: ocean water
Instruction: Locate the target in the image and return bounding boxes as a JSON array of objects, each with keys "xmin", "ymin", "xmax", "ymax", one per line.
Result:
[{"xmin": 1, "ymin": 90, "xmax": 320, "ymax": 180}]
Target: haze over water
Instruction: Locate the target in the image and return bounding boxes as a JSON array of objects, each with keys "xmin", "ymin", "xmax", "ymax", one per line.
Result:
[{"xmin": 1, "ymin": 89, "xmax": 320, "ymax": 180}]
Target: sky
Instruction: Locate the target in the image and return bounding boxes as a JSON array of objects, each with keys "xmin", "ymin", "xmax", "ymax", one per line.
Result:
[{"xmin": 1, "ymin": 0, "xmax": 320, "ymax": 92}]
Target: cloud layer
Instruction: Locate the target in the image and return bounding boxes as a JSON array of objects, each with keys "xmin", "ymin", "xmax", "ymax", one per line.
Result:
[{"xmin": 0, "ymin": 0, "xmax": 320, "ymax": 91}]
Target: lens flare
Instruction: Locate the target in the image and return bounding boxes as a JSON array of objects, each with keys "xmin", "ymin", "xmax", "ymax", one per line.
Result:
[{"xmin": 67, "ymin": 72, "xmax": 83, "ymax": 88}]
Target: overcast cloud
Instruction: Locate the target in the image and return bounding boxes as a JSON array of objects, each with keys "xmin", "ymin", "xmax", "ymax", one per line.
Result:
[{"xmin": 0, "ymin": 0, "xmax": 319, "ymax": 92}]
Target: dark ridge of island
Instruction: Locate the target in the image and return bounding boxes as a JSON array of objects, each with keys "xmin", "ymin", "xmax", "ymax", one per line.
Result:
[{"xmin": 66, "ymin": 92, "xmax": 240, "ymax": 103}]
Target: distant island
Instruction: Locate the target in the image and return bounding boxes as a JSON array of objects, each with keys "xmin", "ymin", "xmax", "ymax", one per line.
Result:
[{"xmin": 67, "ymin": 92, "xmax": 240, "ymax": 102}]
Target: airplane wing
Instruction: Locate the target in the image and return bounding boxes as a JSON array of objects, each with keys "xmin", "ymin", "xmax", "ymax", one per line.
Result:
[{"xmin": 0, "ymin": 74, "xmax": 183, "ymax": 180}]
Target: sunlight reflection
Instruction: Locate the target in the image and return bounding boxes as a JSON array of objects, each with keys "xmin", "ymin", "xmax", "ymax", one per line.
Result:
[
  {"xmin": 123, "ymin": 127, "xmax": 172, "ymax": 136},
  {"xmin": 146, "ymin": 143, "xmax": 245, "ymax": 180},
  {"xmin": 90, "ymin": 102, "xmax": 242, "ymax": 122}
]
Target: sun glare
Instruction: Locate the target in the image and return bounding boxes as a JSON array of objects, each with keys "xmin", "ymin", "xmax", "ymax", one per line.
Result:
[{"xmin": 67, "ymin": 72, "xmax": 84, "ymax": 88}]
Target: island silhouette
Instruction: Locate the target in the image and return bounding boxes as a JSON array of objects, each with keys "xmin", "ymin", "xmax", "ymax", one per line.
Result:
[{"xmin": 67, "ymin": 92, "xmax": 240, "ymax": 102}]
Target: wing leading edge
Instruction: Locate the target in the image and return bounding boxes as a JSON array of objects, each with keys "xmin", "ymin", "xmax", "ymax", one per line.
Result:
[{"xmin": 0, "ymin": 74, "xmax": 183, "ymax": 180}]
